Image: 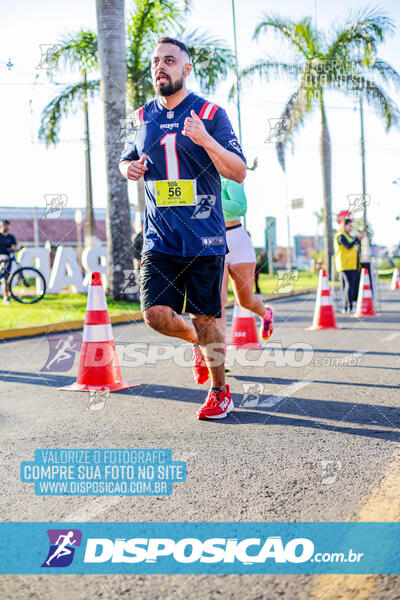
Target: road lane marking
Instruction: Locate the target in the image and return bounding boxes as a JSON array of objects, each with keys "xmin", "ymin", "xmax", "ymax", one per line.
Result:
[
  {"xmin": 302, "ymin": 446, "xmax": 400, "ymax": 600},
  {"xmin": 258, "ymin": 380, "xmax": 312, "ymax": 408},
  {"xmin": 383, "ymin": 332, "xmax": 400, "ymax": 342}
]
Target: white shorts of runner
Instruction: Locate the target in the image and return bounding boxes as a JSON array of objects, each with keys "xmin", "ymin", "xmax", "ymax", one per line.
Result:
[{"xmin": 225, "ymin": 224, "xmax": 256, "ymax": 267}]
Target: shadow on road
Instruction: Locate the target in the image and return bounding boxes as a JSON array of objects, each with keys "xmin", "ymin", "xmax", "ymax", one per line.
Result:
[{"xmin": 1, "ymin": 369, "xmax": 398, "ymax": 441}]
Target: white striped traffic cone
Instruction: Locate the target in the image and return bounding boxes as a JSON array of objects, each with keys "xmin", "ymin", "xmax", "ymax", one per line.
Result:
[
  {"xmin": 229, "ymin": 302, "xmax": 262, "ymax": 349},
  {"xmin": 391, "ymin": 267, "xmax": 400, "ymax": 290},
  {"xmin": 354, "ymin": 268, "xmax": 376, "ymax": 317},
  {"xmin": 307, "ymin": 269, "xmax": 338, "ymax": 330},
  {"xmin": 59, "ymin": 272, "xmax": 139, "ymax": 392}
]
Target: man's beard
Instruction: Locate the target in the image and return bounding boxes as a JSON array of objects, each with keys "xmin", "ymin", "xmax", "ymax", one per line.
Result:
[{"xmin": 154, "ymin": 74, "xmax": 184, "ymax": 97}]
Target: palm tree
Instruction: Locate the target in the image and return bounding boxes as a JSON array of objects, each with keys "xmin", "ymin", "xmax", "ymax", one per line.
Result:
[
  {"xmin": 95, "ymin": 0, "xmax": 134, "ymax": 299},
  {"xmin": 240, "ymin": 7, "xmax": 400, "ymax": 278},
  {"xmin": 38, "ymin": 31, "xmax": 99, "ymax": 245},
  {"xmin": 38, "ymin": 0, "xmax": 234, "ymax": 296}
]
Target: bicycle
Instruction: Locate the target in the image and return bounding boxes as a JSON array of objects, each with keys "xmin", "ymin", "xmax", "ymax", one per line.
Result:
[{"xmin": 0, "ymin": 250, "xmax": 46, "ymax": 304}]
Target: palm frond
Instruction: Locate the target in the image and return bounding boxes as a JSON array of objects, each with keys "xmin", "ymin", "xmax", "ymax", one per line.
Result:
[
  {"xmin": 126, "ymin": 0, "xmax": 181, "ymax": 105},
  {"xmin": 254, "ymin": 14, "xmax": 318, "ymax": 58},
  {"xmin": 240, "ymin": 59, "xmax": 302, "ymax": 84},
  {"xmin": 337, "ymin": 74, "xmax": 400, "ymax": 130},
  {"xmin": 327, "ymin": 6, "xmax": 395, "ymax": 59},
  {"xmin": 352, "ymin": 58, "xmax": 400, "ymax": 90},
  {"xmin": 275, "ymin": 85, "xmax": 311, "ymax": 171},
  {"xmin": 38, "ymin": 79, "xmax": 100, "ymax": 145},
  {"xmin": 50, "ymin": 30, "xmax": 98, "ymax": 73},
  {"xmin": 180, "ymin": 28, "xmax": 234, "ymax": 92}
]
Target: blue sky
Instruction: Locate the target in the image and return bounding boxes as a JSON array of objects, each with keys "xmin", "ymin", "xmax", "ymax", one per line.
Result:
[{"xmin": 1, "ymin": 0, "xmax": 399, "ymax": 248}]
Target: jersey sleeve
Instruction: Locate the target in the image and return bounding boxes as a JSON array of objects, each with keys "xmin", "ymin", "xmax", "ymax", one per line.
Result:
[
  {"xmin": 337, "ymin": 233, "xmax": 358, "ymax": 249},
  {"xmin": 210, "ymin": 107, "xmax": 246, "ymax": 164},
  {"xmin": 221, "ymin": 178, "xmax": 247, "ymax": 217}
]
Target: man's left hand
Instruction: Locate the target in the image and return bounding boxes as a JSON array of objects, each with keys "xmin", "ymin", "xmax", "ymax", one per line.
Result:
[{"xmin": 182, "ymin": 110, "xmax": 210, "ymax": 146}]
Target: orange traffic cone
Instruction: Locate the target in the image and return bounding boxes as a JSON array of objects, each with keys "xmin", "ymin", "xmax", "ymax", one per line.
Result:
[
  {"xmin": 391, "ymin": 267, "xmax": 400, "ymax": 290},
  {"xmin": 229, "ymin": 302, "xmax": 262, "ymax": 349},
  {"xmin": 59, "ymin": 272, "xmax": 140, "ymax": 392},
  {"xmin": 354, "ymin": 267, "xmax": 376, "ymax": 317},
  {"xmin": 307, "ymin": 269, "xmax": 338, "ymax": 330}
]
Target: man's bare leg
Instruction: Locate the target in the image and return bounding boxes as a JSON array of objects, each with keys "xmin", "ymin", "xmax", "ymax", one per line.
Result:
[
  {"xmin": 143, "ymin": 305, "xmax": 199, "ymax": 344},
  {"xmin": 190, "ymin": 314, "xmax": 225, "ymax": 389}
]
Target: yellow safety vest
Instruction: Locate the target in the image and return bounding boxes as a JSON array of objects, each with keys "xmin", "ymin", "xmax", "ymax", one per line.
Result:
[{"xmin": 334, "ymin": 231, "xmax": 357, "ymax": 271}]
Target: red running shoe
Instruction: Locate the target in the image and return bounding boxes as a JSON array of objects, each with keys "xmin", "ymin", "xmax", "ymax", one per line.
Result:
[
  {"xmin": 192, "ymin": 345, "xmax": 210, "ymax": 384},
  {"xmin": 197, "ymin": 385, "xmax": 234, "ymax": 420},
  {"xmin": 260, "ymin": 305, "xmax": 274, "ymax": 341}
]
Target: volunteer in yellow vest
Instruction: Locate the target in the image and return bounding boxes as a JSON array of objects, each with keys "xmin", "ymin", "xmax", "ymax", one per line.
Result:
[{"xmin": 334, "ymin": 218, "xmax": 365, "ymax": 313}]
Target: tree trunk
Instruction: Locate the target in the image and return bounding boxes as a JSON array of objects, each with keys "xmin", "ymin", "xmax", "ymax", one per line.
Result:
[
  {"xmin": 319, "ymin": 91, "xmax": 333, "ymax": 280},
  {"xmin": 96, "ymin": 0, "xmax": 135, "ymax": 299},
  {"xmin": 82, "ymin": 69, "xmax": 96, "ymax": 247}
]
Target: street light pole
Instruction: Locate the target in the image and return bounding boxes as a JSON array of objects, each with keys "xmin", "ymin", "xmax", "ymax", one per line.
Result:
[
  {"xmin": 231, "ymin": 0, "xmax": 246, "ymax": 230},
  {"xmin": 359, "ymin": 96, "xmax": 367, "ymax": 231}
]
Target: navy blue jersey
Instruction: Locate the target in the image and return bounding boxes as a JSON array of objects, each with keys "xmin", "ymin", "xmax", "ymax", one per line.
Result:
[{"xmin": 120, "ymin": 92, "xmax": 246, "ymax": 257}]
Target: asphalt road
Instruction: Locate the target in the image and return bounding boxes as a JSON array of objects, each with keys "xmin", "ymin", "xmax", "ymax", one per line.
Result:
[{"xmin": 0, "ymin": 285, "xmax": 399, "ymax": 599}]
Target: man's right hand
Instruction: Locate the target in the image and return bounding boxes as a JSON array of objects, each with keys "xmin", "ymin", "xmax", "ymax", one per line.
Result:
[{"xmin": 120, "ymin": 155, "xmax": 148, "ymax": 181}]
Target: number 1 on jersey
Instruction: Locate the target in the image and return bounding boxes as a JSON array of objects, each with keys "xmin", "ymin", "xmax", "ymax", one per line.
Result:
[{"xmin": 160, "ymin": 133, "xmax": 180, "ymax": 179}]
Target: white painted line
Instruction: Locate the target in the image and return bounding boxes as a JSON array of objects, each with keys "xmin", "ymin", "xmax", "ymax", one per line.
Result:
[
  {"xmin": 383, "ymin": 332, "xmax": 400, "ymax": 342},
  {"xmin": 258, "ymin": 380, "xmax": 312, "ymax": 408}
]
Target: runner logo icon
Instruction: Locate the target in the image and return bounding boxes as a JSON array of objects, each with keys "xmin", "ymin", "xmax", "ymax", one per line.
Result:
[{"xmin": 41, "ymin": 529, "xmax": 82, "ymax": 567}]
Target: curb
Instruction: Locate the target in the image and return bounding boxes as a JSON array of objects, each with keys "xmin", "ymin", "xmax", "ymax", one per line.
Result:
[{"xmin": 0, "ymin": 287, "xmax": 316, "ymax": 341}]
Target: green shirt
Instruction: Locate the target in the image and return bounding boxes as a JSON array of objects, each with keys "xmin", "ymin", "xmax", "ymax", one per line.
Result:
[{"xmin": 220, "ymin": 177, "xmax": 247, "ymax": 222}]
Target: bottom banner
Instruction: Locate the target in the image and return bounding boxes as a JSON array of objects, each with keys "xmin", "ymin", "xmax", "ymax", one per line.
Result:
[{"xmin": 0, "ymin": 522, "xmax": 398, "ymax": 574}]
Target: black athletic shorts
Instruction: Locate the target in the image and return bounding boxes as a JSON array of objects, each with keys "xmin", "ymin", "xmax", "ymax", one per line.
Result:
[{"xmin": 140, "ymin": 250, "xmax": 224, "ymax": 317}]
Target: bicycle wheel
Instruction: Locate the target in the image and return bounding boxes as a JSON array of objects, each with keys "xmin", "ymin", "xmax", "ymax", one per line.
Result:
[{"xmin": 9, "ymin": 267, "xmax": 46, "ymax": 304}]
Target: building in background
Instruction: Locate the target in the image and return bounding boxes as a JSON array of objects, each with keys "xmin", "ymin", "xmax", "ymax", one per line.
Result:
[
  {"xmin": 0, "ymin": 206, "xmax": 136, "ymax": 248},
  {"xmin": 294, "ymin": 235, "xmax": 323, "ymax": 270}
]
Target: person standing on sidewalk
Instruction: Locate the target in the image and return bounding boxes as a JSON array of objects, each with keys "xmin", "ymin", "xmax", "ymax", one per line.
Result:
[{"xmin": 334, "ymin": 218, "xmax": 365, "ymax": 313}]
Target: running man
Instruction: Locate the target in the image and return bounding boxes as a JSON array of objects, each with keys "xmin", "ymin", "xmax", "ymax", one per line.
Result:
[
  {"xmin": 218, "ymin": 177, "xmax": 274, "ymax": 348},
  {"xmin": 120, "ymin": 37, "xmax": 246, "ymax": 420},
  {"xmin": 46, "ymin": 531, "xmax": 76, "ymax": 566}
]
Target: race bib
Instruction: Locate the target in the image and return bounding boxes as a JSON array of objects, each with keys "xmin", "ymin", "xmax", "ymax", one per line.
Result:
[{"xmin": 155, "ymin": 180, "xmax": 196, "ymax": 207}]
